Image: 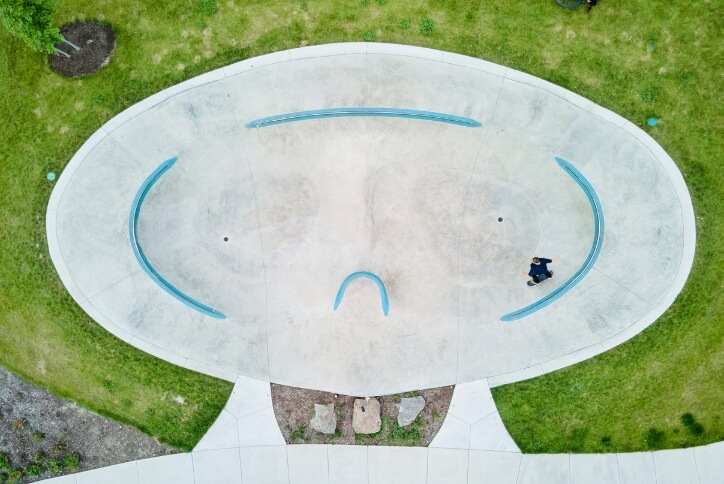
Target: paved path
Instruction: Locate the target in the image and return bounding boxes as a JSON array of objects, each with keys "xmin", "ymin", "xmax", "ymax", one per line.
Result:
[
  {"xmin": 43, "ymin": 374, "xmax": 723, "ymax": 483},
  {"xmin": 47, "ymin": 43, "xmax": 694, "ymax": 396},
  {"xmin": 43, "ymin": 44, "xmax": 716, "ymax": 482},
  {"xmin": 43, "ymin": 442, "xmax": 724, "ymax": 483}
]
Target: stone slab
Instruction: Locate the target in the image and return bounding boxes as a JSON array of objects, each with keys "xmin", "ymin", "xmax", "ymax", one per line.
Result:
[
  {"xmin": 367, "ymin": 446, "xmax": 427, "ymax": 484},
  {"xmin": 517, "ymin": 454, "xmax": 570, "ymax": 484},
  {"xmin": 694, "ymin": 441, "xmax": 724, "ymax": 484},
  {"xmin": 75, "ymin": 461, "xmax": 139, "ymax": 484},
  {"xmin": 653, "ymin": 449, "xmax": 699, "ymax": 484},
  {"xmin": 192, "ymin": 448, "xmax": 242, "ymax": 484},
  {"xmin": 286, "ymin": 445, "xmax": 329, "ymax": 484},
  {"xmin": 137, "ymin": 453, "xmax": 195, "ymax": 484},
  {"xmin": 427, "ymin": 448, "xmax": 468, "ymax": 484},
  {"xmin": 616, "ymin": 452, "xmax": 656, "ymax": 484},
  {"xmin": 570, "ymin": 454, "xmax": 619, "ymax": 484},
  {"xmin": 467, "ymin": 450, "xmax": 522, "ymax": 484},
  {"xmin": 327, "ymin": 444, "xmax": 368, "ymax": 484},
  {"xmin": 239, "ymin": 446, "xmax": 289, "ymax": 484}
]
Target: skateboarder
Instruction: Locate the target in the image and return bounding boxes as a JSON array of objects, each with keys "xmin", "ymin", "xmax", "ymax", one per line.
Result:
[{"xmin": 523, "ymin": 255, "xmax": 561, "ymax": 286}]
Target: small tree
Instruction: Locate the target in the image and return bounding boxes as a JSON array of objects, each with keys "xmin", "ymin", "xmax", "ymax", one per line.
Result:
[{"xmin": 0, "ymin": 0, "xmax": 65, "ymax": 54}]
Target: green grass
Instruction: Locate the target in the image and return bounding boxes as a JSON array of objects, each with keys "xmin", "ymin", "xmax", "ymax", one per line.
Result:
[{"xmin": 0, "ymin": 0, "xmax": 721, "ymax": 453}]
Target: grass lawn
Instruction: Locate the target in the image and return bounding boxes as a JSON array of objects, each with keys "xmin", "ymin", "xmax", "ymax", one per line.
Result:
[{"xmin": 0, "ymin": 0, "xmax": 721, "ymax": 453}]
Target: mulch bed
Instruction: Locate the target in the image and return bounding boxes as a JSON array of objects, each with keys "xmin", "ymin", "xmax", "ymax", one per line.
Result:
[
  {"xmin": 50, "ymin": 21, "xmax": 115, "ymax": 77},
  {"xmin": 271, "ymin": 383, "xmax": 454, "ymax": 446},
  {"xmin": 0, "ymin": 366, "xmax": 175, "ymax": 483}
]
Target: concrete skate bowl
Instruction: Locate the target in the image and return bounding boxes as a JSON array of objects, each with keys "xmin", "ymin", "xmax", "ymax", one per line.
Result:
[{"xmin": 47, "ymin": 44, "xmax": 694, "ymax": 396}]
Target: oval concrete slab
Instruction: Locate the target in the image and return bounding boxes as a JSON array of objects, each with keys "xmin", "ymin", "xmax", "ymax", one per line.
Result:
[{"xmin": 46, "ymin": 43, "xmax": 694, "ymax": 395}]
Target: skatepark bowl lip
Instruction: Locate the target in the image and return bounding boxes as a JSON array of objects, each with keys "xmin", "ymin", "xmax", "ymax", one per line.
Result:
[
  {"xmin": 129, "ymin": 156, "xmax": 227, "ymax": 320},
  {"xmin": 500, "ymin": 156, "xmax": 605, "ymax": 322},
  {"xmin": 46, "ymin": 42, "xmax": 695, "ymax": 395}
]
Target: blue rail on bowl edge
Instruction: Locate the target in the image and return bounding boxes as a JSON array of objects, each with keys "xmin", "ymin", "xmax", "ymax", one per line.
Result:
[
  {"xmin": 245, "ymin": 107, "xmax": 482, "ymax": 129},
  {"xmin": 500, "ymin": 157, "xmax": 604, "ymax": 322},
  {"xmin": 129, "ymin": 157, "xmax": 226, "ymax": 320}
]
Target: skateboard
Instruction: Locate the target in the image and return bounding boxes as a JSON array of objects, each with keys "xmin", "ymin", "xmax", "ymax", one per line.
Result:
[{"xmin": 527, "ymin": 271, "xmax": 553, "ymax": 286}]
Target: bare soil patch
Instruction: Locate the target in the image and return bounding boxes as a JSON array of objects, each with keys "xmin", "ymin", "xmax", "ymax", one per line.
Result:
[
  {"xmin": 50, "ymin": 21, "xmax": 115, "ymax": 77},
  {"xmin": 0, "ymin": 366, "xmax": 175, "ymax": 483},
  {"xmin": 271, "ymin": 384, "xmax": 454, "ymax": 446}
]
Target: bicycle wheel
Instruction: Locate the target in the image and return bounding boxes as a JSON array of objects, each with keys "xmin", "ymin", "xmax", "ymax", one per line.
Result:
[{"xmin": 556, "ymin": 0, "xmax": 584, "ymax": 8}]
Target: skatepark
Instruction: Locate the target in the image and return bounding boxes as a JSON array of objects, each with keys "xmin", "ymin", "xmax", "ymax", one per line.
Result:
[{"xmin": 44, "ymin": 44, "xmax": 716, "ymax": 483}]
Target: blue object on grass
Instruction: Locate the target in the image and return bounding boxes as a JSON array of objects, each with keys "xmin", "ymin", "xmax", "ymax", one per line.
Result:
[{"xmin": 647, "ymin": 117, "xmax": 658, "ymax": 126}]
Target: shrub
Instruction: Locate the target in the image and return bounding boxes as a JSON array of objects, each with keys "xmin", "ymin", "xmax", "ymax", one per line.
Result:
[
  {"xmin": 48, "ymin": 459, "xmax": 63, "ymax": 473},
  {"xmin": 680, "ymin": 413, "xmax": 704, "ymax": 435},
  {"xmin": 398, "ymin": 18, "xmax": 410, "ymax": 29},
  {"xmin": 6, "ymin": 469, "xmax": 23, "ymax": 484},
  {"xmin": 363, "ymin": 31, "xmax": 375, "ymax": 42},
  {"xmin": 25, "ymin": 463, "xmax": 43, "ymax": 477},
  {"xmin": 420, "ymin": 18, "xmax": 435, "ymax": 36},
  {"xmin": 63, "ymin": 453, "xmax": 80, "ymax": 472},
  {"xmin": 644, "ymin": 428, "xmax": 665, "ymax": 449},
  {"xmin": 199, "ymin": 0, "xmax": 218, "ymax": 15}
]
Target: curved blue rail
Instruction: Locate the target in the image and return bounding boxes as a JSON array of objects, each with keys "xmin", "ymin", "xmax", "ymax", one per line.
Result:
[
  {"xmin": 334, "ymin": 271, "xmax": 390, "ymax": 316},
  {"xmin": 129, "ymin": 157, "xmax": 226, "ymax": 320},
  {"xmin": 245, "ymin": 108, "xmax": 482, "ymax": 129},
  {"xmin": 501, "ymin": 157, "xmax": 604, "ymax": 322}
]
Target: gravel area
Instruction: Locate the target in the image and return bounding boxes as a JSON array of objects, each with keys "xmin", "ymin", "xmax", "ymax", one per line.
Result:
[{"xmin": 0, "ymin": 366, "xmax": 175, "ymax": 483}]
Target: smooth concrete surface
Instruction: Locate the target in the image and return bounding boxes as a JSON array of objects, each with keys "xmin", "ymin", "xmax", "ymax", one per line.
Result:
[
  {"xmin": 44, "ymin": 441, "xmax": 724, "ymax": 483},
  {"xmin": 48, "ymin": 43, "xmax": 696, "ymax": 397}
]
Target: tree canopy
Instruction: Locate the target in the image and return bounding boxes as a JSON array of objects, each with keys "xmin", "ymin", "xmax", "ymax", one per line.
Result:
[{"xmin": 0, "ymin": 0, "xmax": 64, "ymax": 54}]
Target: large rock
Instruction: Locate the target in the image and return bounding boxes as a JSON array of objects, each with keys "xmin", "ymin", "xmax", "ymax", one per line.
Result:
[
  {"xmin": 353, "ymin": 398, "xmax": 381, "ymax": 434},
  {"xmin": 310, "ymin": 403, "xmax": 336, "ymax": 434},
  {"xmin": 397, "ymin": 396, "xmax": 425, "ymax": 426}
]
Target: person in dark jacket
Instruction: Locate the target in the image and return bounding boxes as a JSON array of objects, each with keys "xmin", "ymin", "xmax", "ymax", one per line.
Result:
[
  {"xmin": 585, "ymin": 0, "xmax": 598, "ymax": 13},
  {"xmin": 524, "ymin": 255, "xmax": 562, "ymax": 286}
]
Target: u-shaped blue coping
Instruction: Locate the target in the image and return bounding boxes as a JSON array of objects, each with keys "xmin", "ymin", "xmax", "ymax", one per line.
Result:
[
  {"xmin": 500, "ymin": 157, "xmax": 604, "ymax": 322},
  {"xmin": 129, "ymin": 157, "xmax": 226, "ymax": 320},
  {"xmin": 334, "ymin": 271, "xmax": 390, "ymax": 316},
  {"xmin": 245, "ymin": 107, "xmax": 482, "ymax": 129}
]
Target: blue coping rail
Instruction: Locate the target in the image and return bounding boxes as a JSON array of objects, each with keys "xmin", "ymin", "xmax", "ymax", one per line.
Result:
[
  {"xmin": 129, "ymin": 157, "xmax": 226, "ymax": 320},
  {"xmin": 500, "ymin": 157, "xmax": 604, "ymax": 322},
  {"xmin": 334, "ymin": 271, "xmax": 390, "ymax": 317},
  {"xmin": 245, "ymin": 107, "xmax": 482, "ymax": 129}
]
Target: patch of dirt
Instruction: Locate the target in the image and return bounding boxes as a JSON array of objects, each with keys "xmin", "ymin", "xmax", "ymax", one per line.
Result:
[
  {"xmin": 0, "ymin": 366, "xmax": 175, "ymax": 483},
  {"xmin": 50, "ymin": 21, "xmax": 115, "ymax": 77},
  {"xmin": 271, "ymin": 384, "xmax": 454, "ymax": 446}
]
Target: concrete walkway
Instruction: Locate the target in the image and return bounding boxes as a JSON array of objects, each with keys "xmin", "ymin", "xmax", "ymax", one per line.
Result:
[
  {"xmin": 43, "ymin": 44, "xmax": 713, "ymax": 482},
  {"xmin": 43, "ymin": 442, "xmax": 724, "ymax": 483},
  {"xmin": 43, "ymin": 374, "xmax": 723, "ymax": 483}
]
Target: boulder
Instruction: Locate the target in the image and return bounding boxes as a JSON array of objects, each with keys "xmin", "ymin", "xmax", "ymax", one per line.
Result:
[
  {"xmin": 310, "ymin": 403, "xmax": 336, "ymax": 434},
  {"xmin": 397, "ymin": 396, "xmax": 425, "ymax": 427},
  {"xmin": 353, "ymin": 398, "xmax": 381, "ymax": 434}
]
